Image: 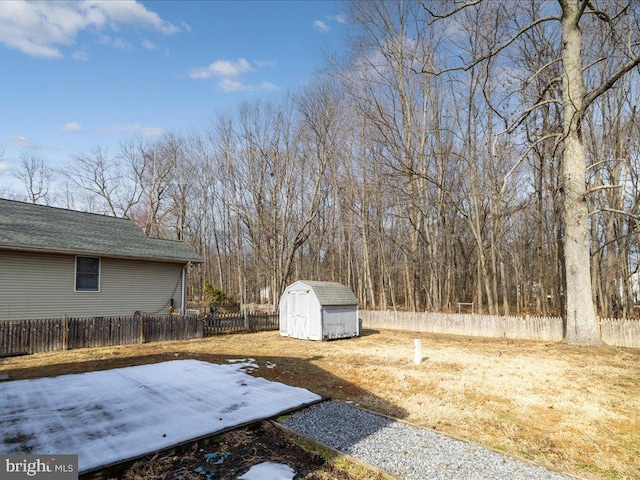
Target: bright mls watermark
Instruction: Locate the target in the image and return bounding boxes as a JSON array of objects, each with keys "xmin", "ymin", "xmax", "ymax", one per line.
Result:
[{"xmin": 1, "ymin": 455, "xmax": 77, "ymax": 479}]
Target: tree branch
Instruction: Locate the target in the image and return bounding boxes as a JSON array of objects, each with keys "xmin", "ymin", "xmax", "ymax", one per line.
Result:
[
  {"xmin": 525, "ymin": 58, "xmax": 562, "ymax": 86},
  {"xmin": 422, "ymin": 15, "xmax": 560, "ymax": 76},
  {"xmin": 589, "ymin": 207, "xmax": 640, "ymax": 220},
  {"xmin": 499, "ymin": 132, "xmax": 564, "ymax": 197},
  {"xmin": 504, "ymin": 98, "xmax": 563, "ymax": 136},
  {"xmin": 585, "ymin": 0, "xmax": 611, "ymax": 22},
  {"xmin": 583, "ymin": 184, "xmax": 621, "ymax": 199},
  {"xmin": 586, "ymin": 158, "xmax": 615, "ymax": 171},
  {"xmin": 420, "ymin": 0, "xmax": 483, "ymax": 23},
  {"xmin": 583, "ymin": 55, "xmax": 640, "ymax": 110}
]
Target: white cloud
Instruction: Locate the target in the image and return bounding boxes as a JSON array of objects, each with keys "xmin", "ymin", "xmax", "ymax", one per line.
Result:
[
  {"xmin": 141, "ymin": 39, "xmax": 157, "ymax": 50},
  {"xmin": 82, "ymin": 1, "xmax": 179, "ymax": 35},
  {"xmin": 254, "ymin": 60, "xmax": 277, "ymax": 68},
  {"xmin": 0, "ymin": 0, "xmax": 180, "ymax": 58},
  {"xmin": 59, "ymin": 122, "xmax": 84, "ymax": 133},
  {"xmin": 314, "ymin": 20, "xmax": 330, "ymax": 32},
  {"xmin": 100, "ymin": 123, "xmax": 163, "ymax": 138},
  {"xmin": 217, "ymin": 78, "xmax": 277, "ymax": 94},
  {"xmin": 140, "ymin": 126, "xmax": 163, "ymax": 138},
  {"xmin": 189, "ymin": 58, "xmax": 253, "ymax": 80},
  {"xmin": 335, "ymin": 14, "xmax": 347, "ymax": 24},
  {"xmin": 6, "ymin": 135, "xmax": 42, "ymax": 149},
  {"xmin": 72, "ymin": 50, "xmax": 89, "ymax": 61},
  {"xmin": 99, "ymin": 35, "xmax": 132, "ymax": 50},
  {"xmin": 189, "ymin": 58, "xmax": 276, "ymax": 93},
  {"xmin": 217, "ymin": 78, "xmax": 246, "ymax": 93},
  {"xmin": 257, "ymin": 81, "xmax": 277, "ymax": 91}
]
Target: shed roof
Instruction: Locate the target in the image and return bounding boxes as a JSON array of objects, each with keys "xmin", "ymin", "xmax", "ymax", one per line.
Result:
[
  {"xmin": 0, "ymin": 198, "xmax": 203, "ymax": 263},
  {"xmin": 293, "ymin": 280, "xmax": 359, "ymax": 306}
]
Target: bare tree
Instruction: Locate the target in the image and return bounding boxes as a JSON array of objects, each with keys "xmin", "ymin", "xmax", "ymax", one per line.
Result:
[
  {"xmin": 58, "ymin": 146, "xmax": 140, "ymax": 217},
  {"xmin": 422, "ymin": 0, "xmax": 640, "ymax": 345},
  {"xmin": 120, "ymin": 136, "xmax": 176, "ymax": 237},
  {"xmin": 0, "ymin": 145, "xmax": 10, "ymax": 198},
  {"xmin": 45, "ymin": 0, "xmax": 637, "ymax": 323},
  {"xmin": 340, "ymin": 0, "xmax": 449, "ymax": 310},
  {"xmin": 13, "ymin": 152, "xmax": 54, "ymax": 205}
]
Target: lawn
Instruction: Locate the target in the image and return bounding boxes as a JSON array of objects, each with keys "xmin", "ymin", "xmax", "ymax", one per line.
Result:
[{"xmin": 1, "ymin": 329, "xmax": 638, "ymax": 480}]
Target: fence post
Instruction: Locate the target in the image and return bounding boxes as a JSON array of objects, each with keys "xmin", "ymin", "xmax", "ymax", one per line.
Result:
[
  {"xmin": 598, "ymin": 317, "xmax": 603, "ymax": 340},
  {"xmin": 63, "ymin": 315, "xmax": 69, "ymax": 351},
  {"xmin": 140, "ymin": 313, "xmax": 146, "ymax": 344}
]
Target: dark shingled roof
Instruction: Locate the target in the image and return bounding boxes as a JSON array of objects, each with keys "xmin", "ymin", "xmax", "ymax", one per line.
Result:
[
  {"xmin": 0, "ymin": 198, "xmax": 203, "ymax": 263},
  {"xmin": 294, "ymin": 280, "xmax": 359, "ymax": 306}
]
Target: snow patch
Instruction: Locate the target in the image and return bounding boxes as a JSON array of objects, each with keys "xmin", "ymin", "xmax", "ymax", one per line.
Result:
[
  {"xmin": 238, "ymin": 462, "xmax": 296, "ymax": 480},
  {"xmin": 226, "ymin": 357, "xmax": 260, "ymax": 372}
]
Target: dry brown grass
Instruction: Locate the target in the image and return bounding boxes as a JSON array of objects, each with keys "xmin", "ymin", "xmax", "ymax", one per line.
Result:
[{"xmin": 1, "ymin": 329, "xmax": 638, "ymax": 480}]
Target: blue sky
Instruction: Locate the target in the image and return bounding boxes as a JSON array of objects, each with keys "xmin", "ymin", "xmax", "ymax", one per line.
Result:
[{"xmin": 0, "ymin": 0, "xmax": 347, "ymax": 191}]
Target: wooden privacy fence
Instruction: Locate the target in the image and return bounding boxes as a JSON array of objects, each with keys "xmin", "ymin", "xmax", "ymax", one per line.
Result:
[
  {"xmin": 203, "ymin": 312, "xmax": 279, "ymax": 336},
  {"xmin": 0, "ymin": 312, "xmax": 280, "ymax": 356},
  {"xmin": 599, "ymin": 318, "xmax": 640, "ymax": 348},
  {"xmin": 360, "ymin": 310, "xmax": 640, "ymax": 348},
  {"xmin": 0, "ymin": 314, "xmax": 202, "ymax": 355}
]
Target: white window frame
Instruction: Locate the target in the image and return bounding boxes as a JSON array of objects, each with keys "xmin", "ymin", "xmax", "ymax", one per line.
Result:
[{"xmin": 75, "ymin": 256, "xmax": 101, "ymax": 292}]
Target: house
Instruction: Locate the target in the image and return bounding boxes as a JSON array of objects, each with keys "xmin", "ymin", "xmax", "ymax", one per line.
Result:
[
  {"xmin": 279, "ymin": 280, "xmax": 360, "ymax": 341},
  {"xmin": 0, "ymin": 199, "xmax": 203, "ymax": 321}
]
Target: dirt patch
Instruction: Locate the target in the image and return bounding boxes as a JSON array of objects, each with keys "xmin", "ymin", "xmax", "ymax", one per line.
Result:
[
  {"xmin": 2, "ymin": 329, "xmax": 639, "ymax": 480},
  {"xmin": 108, "ymin": 421, "xmax": 383, "ymax": 480}
]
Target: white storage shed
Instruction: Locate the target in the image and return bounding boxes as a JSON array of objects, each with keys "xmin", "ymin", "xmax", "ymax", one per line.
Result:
[{"xmin": 279, "ymin": 280, "xmax": 360, "ymax": 341}]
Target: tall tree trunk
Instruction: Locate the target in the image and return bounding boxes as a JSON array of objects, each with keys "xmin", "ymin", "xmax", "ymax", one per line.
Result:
[{"xmin": 560, "ymin": 0, "xmax": 602, "ymax": 344}]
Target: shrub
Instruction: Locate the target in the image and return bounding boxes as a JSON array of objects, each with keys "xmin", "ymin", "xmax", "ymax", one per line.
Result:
[{"xmin": 204, "ymin": 279, "xmax": 227, "ymax": 306}]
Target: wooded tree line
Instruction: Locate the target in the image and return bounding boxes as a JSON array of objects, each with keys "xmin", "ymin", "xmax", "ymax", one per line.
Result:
[{"xmin": 5, "ymin": 1, "xmax": 640, "ymax": 341}]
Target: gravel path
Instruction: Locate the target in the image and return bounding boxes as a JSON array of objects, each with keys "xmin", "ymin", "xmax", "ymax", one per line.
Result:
[{"xmin": 280, "ymin": 400, "xmax": 575, "ymax": 480}]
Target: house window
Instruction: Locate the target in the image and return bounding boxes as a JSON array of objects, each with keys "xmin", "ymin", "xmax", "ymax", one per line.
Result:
[{"xmin": 75, "ymin": 257, "xmax": 100, "ymax": 292}]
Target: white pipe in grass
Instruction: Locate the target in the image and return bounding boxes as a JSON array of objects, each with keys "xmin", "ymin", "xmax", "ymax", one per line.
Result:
[{"xmin": 414, "ymin": 339, "xmax": 422, "ymax": 364}]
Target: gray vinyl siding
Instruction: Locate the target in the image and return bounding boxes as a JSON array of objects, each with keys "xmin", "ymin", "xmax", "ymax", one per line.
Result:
[
  {"xmin": 321, "ymin": 305, "xmax": 360, "ymax": 339},
  {"xmin": 0, "ymin": 250, "xmax": 184, "ymax": 321}
]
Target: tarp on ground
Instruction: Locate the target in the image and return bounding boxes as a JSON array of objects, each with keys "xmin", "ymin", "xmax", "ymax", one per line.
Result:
[{"xmin": 0, "ymin": 359, "xmax": 321, "ymax": 473}]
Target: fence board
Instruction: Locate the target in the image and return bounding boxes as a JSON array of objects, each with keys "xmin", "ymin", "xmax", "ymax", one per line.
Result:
[
  {"xmin": 600, "ymin": 318, "xmax": 640, "ymax": 349},
  {"xmin": 203, "ymin": 312, "xmax": 278, "ymax": 337},
  {"xmin": 1, "ymin": 314, "xmax": 202, "ymax": 355},
  {"xmin": 0, "ymin": 318, "xmax": 63, "ymax": 354},
  {"xmin": 68, "ymin": 316, "xmax": 148, "ymax": 350},
  {"xmin": 145, "ymin": 314, "xmax": 202, "ymax": 343},
  {"xmin": 360, "ymin": 311, "xmax": 638, "ymax": 348},
  {"xmin": 248, "ymin": 312, "xmax": 279, "ymax": 332},
  {"xmin": 0, "ymin": 312, "xmax": 277, "ymax": 355}
]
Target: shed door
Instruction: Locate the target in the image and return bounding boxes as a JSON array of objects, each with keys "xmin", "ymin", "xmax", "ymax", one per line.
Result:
[{"xmin": 288, "ymin": 289, "xmax": 310, "ymax": 339}]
